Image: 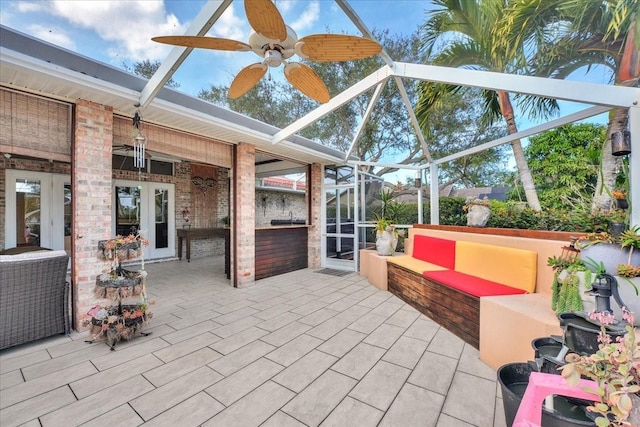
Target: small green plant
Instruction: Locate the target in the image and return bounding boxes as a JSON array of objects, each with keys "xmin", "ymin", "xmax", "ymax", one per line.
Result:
[{"xmin": 548, "ymin": 256, "xmax": 592, "ymax": 314}]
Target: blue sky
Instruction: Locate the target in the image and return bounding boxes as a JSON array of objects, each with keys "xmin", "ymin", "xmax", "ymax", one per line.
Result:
[
  {"xmin": 0, "ymin": 0, "xmax": 430, "ymax": 96},
  {"xmin": 0, "ymin": 0, "xmax": 613, "ymax": 181}
]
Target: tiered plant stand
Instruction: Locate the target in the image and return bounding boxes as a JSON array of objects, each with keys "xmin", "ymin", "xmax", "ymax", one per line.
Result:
[{"xmin": 86, "ymin": 237, "xmax": 152, "ymax": 350}]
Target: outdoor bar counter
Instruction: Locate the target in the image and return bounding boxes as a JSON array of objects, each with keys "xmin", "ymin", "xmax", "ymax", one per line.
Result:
[{"xmin": 255, "ymin": 225, "xmax": 308, "ymax": 280}]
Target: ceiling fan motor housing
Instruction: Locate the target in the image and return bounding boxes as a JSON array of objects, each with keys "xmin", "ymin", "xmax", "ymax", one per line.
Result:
[{"xmin": 249, "ymin": 25, "xmax": 298, "ymax": 59}]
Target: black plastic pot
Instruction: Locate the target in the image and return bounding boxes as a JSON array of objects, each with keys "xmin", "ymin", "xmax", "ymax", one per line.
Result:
[
  {"xmin": 558, "ymin": 313, "xmax": 627, "ymax": 355},
  {"xmin": 497, "ymin": 362, "xmax": 594, "ymax": 427},
  {"xmin": 531, "ymin": 337, "xmax": 565, "ymax": 374}
]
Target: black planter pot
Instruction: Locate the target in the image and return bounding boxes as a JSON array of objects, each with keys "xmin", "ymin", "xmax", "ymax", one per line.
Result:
[
  {"xmin": 558, "ymin": 312, "xmax": 627, "ymax": 355},
  {"xmin": 531, "ymin": 337, "xmax": 565, "ymax": 374},
  {"xmin": 616, "ymin": 198, "xmax": 628, "ymax": 209},
  {"xmin": 497, "ymin": 362, "xmax": 594, "ymax": 427}
]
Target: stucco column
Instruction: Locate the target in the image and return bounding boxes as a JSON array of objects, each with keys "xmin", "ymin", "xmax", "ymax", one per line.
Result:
[
  {"xmin": 72, "ymin": 99, "xmax": 113, "ymax": 330},
  {"xmin": 235, "ymin": 143, "xmax": 255, "ymax": 287},
  {"xmin": 308, "ymin": 163, "xmax": 322, "ymax": 268}
]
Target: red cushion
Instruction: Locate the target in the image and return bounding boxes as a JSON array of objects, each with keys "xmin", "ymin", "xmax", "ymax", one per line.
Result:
[
  {"xmin": 422, "ymin": 270, "xmax": 526, "ymax": 298},
  {"xmin": 412, "ymin": 235, "xmax": 456, "ymax": 269}
]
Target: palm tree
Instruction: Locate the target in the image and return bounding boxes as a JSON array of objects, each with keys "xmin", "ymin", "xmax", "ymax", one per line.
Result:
[
  {"xmin": 415, "ymin": 0, "xmax": 559, "ymax": 212},
  {"xmin": 499, "ymin": 0, "xmax": 640, "ymax": 213}
]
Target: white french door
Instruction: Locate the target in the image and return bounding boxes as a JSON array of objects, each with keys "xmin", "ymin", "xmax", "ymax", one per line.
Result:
[
  {"xmin": 5, "ymin": 170, "xmax": 70, "ymax": 252},
  {"xmin": 113, "ymin": 180, "xmax": 175, "ymax": 260}
]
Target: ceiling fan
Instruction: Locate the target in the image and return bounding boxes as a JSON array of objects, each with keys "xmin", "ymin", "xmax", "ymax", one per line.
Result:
[{"xmin": 152, "ymin": 0, "xmax": 382, "ymax": 103}]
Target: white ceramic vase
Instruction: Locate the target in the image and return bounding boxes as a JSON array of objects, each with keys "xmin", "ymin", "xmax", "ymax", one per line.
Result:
[{"xmin": 375, "ymin": 230, "xmax": 398, "ymax": 256}]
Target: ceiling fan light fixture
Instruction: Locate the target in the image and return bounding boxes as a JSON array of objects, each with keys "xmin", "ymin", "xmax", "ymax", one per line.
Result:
[{"xmin": 263, "ymin": 50, "xmax": 283, "ymax": 67}]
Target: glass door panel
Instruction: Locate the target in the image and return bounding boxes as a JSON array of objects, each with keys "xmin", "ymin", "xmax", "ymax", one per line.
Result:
[
  {"xmin": 5, "ymin": 171, "xmax": 68, "ymax": 251},
  {"xmin": 115, "ymin": 186, "xmax": 140, "ymax": 236},
  {"xmin": 154, "ymin": 188, "xmax": 169, "ymax": 250},
  {"xmin": 113, "ymin": 180, "xmax": 174, "ymax": 260},
  {"xmin": 16, "ymin": 179, "xmax": 42, "ymax": 247},
  {"xmin": 323, "ymin": 185, "xmax": 356, "ymax": 270}
]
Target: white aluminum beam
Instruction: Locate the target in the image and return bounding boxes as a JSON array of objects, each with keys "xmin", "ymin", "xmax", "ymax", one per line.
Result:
[
  {"xmin": 139, "ymin": 0, "xmax": 233, "ymax": 108},
  {"xmin": 271, "ymin": 65, "xmax": 393, "ymax": 144},
  {"xmin": 433, "ymin": 105, "xmax": 612, "ymax": 165},
  {"xmin": 392, "ymin": 62, "xmax": 639, "ymax": 108},
  {"xmin": 629, "ymin": 105, "xmax": 639, "ymax": 229},
  {"xmin": 345, "ymin": 82, "xmax": 386, "ymax": 161},
  {"xmin": 393, "ymin": 76, "xmax": 432, "ymax": 162},
  {"xmin": 352, "ymin": 160, "xmax": 422, "ymax": 170},
  {"xmin": 334, "ymin": 0, "xmax": 395, "ymax": 67},
  {"xmin": 430, "ymin": 165, "xmax": 440, "ymax": 225}
]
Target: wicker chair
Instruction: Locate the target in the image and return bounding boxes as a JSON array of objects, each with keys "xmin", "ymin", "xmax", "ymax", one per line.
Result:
[{"xmin": 0, "ymin": 249, "xmax": 70, "ymax": 350}]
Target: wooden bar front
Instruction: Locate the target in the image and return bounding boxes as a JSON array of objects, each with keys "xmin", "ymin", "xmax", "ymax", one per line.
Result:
[{"xmin": 255, "ymin": 226, "xmax": 308, "ymax": 280}]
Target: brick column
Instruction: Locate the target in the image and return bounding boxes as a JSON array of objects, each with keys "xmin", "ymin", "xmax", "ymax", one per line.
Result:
[
  {"xmin": 308, "ymin": 163, "xmax": 322, "ymax": 268},
  {"xmin": 235, "ymin": 143, "xmax": 255, "ymax": 287},
  {"xmin": 72, "ymin": 99, "xmax": 113, "ymax": 330}
]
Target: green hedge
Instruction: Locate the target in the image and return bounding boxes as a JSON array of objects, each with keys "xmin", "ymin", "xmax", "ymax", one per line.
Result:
[{"xmin": 423, "ymin": 197, "xmax": 614, "ymax": 233}]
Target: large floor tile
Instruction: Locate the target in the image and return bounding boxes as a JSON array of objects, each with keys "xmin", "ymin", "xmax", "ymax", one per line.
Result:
[
  {"xmin": 203, "ymin": 381, "xmax": 295, "ymax": 427},
  {"xmin": 380, "ymin": 382, "xmax": 444, "ymax": 427},
  {"xmin": 331, "ymin": 342, "xmax": 385, "ymax": 380},
  {"xmin": 282, "ymin": 370, "xmax": 357, "ymax": 427},
  {"xmin": 441, "ymin": 371, "xmax": 497, "ymax": 426},
  {"xmin": 348, "ymin": 360, "xmax": 411, "ymax": 411},
  {"xmin": 132, "ymin": 366, "xmax": 223, "ymax": 420},
  {"xmin": 272, "ymin": 350, "xmax": 338, "ymax": 393},
  {"xmin": 320, "ymin": 396, "xmax": 383, "ymax": 427},
  {"xmin": 205, "ymin": 358, "xmax": 282, "ymax": 406}
]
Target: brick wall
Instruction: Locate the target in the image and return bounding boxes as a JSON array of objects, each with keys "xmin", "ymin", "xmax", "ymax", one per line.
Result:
[
  {"xmin": 308, "ymin": 163, "xmax": 322, "ymax": 268},
  {"xmin": 235, "ymin": 143, "xmax": 255, "ymax": 287},
  {"xmin": 73, "ymin": 99, "xmax": 113, "ymax": 330},
  {"xmin": 254, "ymin": 190, "xmax": 306, "ymax": 227}
]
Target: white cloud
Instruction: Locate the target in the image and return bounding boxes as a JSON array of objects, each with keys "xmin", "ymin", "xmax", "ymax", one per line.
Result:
[
  {"xmin": 44, "ymin": 0, "xmax": 188, "ymax": 62},
  {"xmin": 277, "ymin": 0, "xmax": 294, "ymax": 13},
  {"xmin": 28, "ymin": 23, "xmax": 76, "ymax": 49},
  {"xmin": 211, "ymin": 4, "xmax": 246, "ymax": 41},
  {"xmin": 16, "ymin": 1, "xmax": 46, "ymax": 13},
  {"xmin": 290, "ymin": 1, "xmax": 319, "ymax": 33}
]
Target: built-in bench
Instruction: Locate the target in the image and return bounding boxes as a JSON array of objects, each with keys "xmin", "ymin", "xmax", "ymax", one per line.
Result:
[
  {"xmin": 387, "ymin": 234, "xmax": 536, "ymax": 349},
  {"xmin": 382, "ymin": 226, "xmax": 578, "ymax": 369}
]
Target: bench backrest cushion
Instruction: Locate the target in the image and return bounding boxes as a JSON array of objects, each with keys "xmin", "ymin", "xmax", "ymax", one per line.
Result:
[
  {"xmin": 455, "ymin": 241, "xmax": 537, "ymax": 293},
  {"xmin": 412, "ymin": 235, "xmax": 456, "ymax": 269}
]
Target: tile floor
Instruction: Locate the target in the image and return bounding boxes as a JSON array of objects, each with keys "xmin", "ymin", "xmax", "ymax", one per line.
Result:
[{"xmin": 0, "ymin": 257, "xmax": 508, "ymax": 427}]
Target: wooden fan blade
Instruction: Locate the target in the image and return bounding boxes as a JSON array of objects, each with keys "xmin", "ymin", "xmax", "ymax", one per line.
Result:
[
  {"xmin": 244, "ymin": 0, "xmax": 287, "ymax": 41},
  {"xmin": 283, "ymin": 62, "xmax": 330, "ymax": 103},
  {"xmin": 296, "ymin": 34, "xmax": 382, "ymax": 62},
  {"xmin": 152, "ymin": 36, "xmax": 251, "ymax": 52},
  {"xmin": 229, "ymin": 63, "xmax": 268, "ymax": 99}
]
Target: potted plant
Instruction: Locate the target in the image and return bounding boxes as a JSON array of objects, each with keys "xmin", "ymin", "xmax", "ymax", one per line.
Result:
[
  {"xmin": 561, "ymin": 310, "xmax": 640, "ymax": 426},
  {"xmin": 548, "ymin": 255, "xmax": 595, "ymax": 314},
  {"xmin": 374, "ymin": 216, "xmax": 404, "ymax": 256},
  {"xmin": 578, "ymin": 231, "xmax": 640, "ymax": 276},
  {"xmin": 612, "ymin": 189, "xmax": 628, "ymax": 210}
]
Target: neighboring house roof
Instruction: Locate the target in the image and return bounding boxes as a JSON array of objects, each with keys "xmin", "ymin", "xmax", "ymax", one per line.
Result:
[
  {"xmin": 450, "ymin": 187, "xmax": 509, "ymax": 201},
  {"xmin": 259, "ymin": 176, "xmax": 307, "ymax": 191}
]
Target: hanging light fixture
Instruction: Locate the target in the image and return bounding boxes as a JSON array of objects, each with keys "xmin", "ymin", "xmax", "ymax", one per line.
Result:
[
  {"xmin": 414, "ymin": 170, "xmax": 422, "ymax": 188},
  {"xmin": 611, "ymin": 130, "xmax": 631, "ymax": 156},
  {"xmin": 132, "ymin": 111, "xmax": 146, "ymax": 169}
]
